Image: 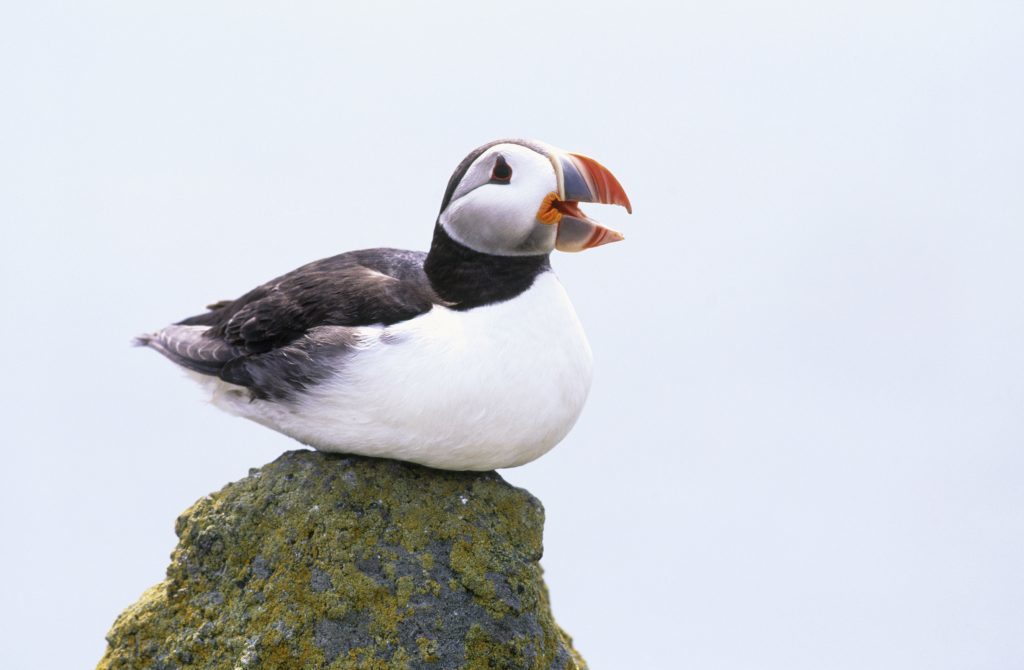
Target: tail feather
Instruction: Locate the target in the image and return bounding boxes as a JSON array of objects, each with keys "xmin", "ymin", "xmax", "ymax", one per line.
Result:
[{"xmin": 134, "ymin": 325, "xmax": 240, "ymax": 376}]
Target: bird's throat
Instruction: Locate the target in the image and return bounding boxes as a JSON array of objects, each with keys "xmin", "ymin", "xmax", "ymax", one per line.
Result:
[{"xmin": 424, "ymin": 225, "xmax": 551, "ymax": 310}]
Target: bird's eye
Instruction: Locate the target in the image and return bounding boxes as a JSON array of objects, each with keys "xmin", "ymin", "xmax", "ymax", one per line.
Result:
[{"xmin": 490, "ymin": 156, "xmax": 512, "ymax": 184}]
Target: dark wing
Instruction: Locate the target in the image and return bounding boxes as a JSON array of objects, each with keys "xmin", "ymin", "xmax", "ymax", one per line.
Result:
[{"xmin": 138, "ymin": 248, "xmax": 442, "ymax": 399}]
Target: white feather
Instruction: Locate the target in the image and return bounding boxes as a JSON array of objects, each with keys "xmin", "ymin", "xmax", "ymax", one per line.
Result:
[{"xmin": 195, "ymin": 273, "xmax": 593, "ymax": 470}]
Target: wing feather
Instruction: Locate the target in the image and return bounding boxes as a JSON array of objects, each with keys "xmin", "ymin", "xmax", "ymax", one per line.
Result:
[
  {"xmin": 135, "ymin": 325, "xmax": 242, "ymax": 376},
  {"xmin": 139, "ymin": 248, "xmax": 441, "ymax": 399}
]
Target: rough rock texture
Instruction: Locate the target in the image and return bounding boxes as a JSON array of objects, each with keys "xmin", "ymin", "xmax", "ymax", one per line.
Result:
[{"xmin": 97, "ymin": 450, "xmax": 586, "ymax": 670}]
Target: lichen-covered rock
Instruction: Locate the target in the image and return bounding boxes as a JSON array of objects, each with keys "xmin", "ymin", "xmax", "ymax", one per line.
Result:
[{"xmin": 97, "ymin": 450, "xmax": 586, "ymax": 670}]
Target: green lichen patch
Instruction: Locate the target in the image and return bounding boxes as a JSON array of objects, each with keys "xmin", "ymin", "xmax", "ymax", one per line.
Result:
[{"xmin": 97, "ymin": 450, "xmax": 586, "ymax": 670}]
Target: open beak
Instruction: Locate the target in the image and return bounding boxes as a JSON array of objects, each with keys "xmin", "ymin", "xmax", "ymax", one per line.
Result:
[{"xmin": 538, "ymin": 150, "xmax": 632, "ymax": 252}]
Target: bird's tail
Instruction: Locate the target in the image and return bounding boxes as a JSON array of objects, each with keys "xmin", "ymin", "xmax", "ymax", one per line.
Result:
[{"xmin": 132, "ymin": 325, "xmax": 239, "ymax": 376}]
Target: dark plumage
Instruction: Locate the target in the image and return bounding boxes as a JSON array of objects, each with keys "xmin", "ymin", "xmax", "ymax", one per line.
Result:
[
  {"xmin": 138, "ymin": 249, "xmax": 442, "ymax": 400},
  {"xmin": 137, "ymin": 232, "xmax": 550, "ymax": 401},
  {"xmin": 180, "ymin": 248, "xmax": 441, "ymax": 351},
  {"xmin": 424, "ymin": 227, "xmax": 550, "ymax": 308}
]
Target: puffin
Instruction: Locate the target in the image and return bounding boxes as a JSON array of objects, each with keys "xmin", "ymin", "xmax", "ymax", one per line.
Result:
[{"xmin": 137, "ymin": 139, "xmax": 631, "ymax": 471}]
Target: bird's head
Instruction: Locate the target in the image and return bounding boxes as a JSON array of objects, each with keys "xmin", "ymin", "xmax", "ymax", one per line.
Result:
[{"xmin": 437, "ymin": 139, "xmax": 632, "ymax": 257}]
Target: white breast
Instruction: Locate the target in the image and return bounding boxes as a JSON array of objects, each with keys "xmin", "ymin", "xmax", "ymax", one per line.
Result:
[{"xmin": 212, "ymin": 272, "xmax": 594, "ymax": 470}]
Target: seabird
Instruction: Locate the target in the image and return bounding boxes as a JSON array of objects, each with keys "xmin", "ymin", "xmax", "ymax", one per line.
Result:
[{"xmin": 137, "ymin": 139, "xmax": 632, "ymax": 470}]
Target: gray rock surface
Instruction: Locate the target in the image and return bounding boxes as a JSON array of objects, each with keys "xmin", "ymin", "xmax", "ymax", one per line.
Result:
[{"xmin": 97, "ymin": 450, "xmax": 586, "ymax": 669}]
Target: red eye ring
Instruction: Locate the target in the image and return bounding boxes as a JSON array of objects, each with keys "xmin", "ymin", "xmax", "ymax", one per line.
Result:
[{"xmin": 490, "ymin": 156, "xmax": 512, "ymax": 183}]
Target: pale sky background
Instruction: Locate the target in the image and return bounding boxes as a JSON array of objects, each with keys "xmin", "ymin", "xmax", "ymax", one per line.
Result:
[{"xmin": 3, "ymin": 2, "xmax": 1023, "ymax": 668}]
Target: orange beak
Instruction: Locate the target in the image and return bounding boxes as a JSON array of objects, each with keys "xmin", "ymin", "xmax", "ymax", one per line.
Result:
[{"xmin": 539, "ymin": 150, "xmax": 631, "ymax": 252}]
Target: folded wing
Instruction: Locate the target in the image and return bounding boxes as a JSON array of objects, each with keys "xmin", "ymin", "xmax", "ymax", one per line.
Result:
[{"xmin": 137, "ymin": 249, "xmax": 442, "ymax": 400}]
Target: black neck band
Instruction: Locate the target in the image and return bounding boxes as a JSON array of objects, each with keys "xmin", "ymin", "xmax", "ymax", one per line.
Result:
[{"xmin": 424, "ymin": 225, "xmax": 551, "ymax": 310}]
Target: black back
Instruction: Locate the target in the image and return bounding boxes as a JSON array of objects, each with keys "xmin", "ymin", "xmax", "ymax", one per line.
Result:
[{"xmin": 179, "ymin": 248, "xmax": 441, "ymax": 352}]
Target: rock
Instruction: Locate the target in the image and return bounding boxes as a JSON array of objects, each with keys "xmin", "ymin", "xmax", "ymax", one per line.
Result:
[{"xmin": 96, "ymin": 450, "xmax": 586, "ymax": 670}]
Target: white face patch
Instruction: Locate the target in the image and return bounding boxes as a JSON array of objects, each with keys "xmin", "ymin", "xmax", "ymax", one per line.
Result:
[{"xmin": 439, "ymin": 143, "xmax": 559, "ymax": 257}]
